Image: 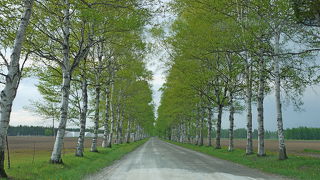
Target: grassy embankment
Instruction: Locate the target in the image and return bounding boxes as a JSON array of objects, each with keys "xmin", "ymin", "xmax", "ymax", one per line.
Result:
[
  {"xmin": 166, "ymin": 140, "xmax": 320, "ymax": 180},
  {"xmin": 3, "ymin": 139, "xmax": 147, "ymax": 180}
]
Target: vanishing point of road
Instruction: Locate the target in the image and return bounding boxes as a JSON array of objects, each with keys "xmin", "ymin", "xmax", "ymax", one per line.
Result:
[{"xmin": 86, "ymin": 138, "xmax": 283, "ymax": 180}]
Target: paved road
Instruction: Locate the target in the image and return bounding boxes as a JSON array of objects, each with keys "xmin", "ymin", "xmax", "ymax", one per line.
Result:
[{"xmin": 86, "ymin": 138, "xmax": 283, "ymax": 180}]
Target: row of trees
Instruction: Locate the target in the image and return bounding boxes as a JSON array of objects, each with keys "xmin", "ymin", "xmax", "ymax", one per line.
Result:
[
  {"xmin": 7, "ymin": 126, "xmax": 98, "ymax": 136},
  {"xmin": 211, "ymin": 129, "xmax": 278, "ymax": 140},
  {"xmin": 7, "ymin": 126, "xmax": 55, "ymax": 136},
  {"xmin": 285, "ymin": 127, "xmax": 320, "ymax": 140},
  {"xmin": 0, "ymin": 0, "xmax": 155, "ymax": 177},
  {"xmin": 156, "ymin": 0, "xmax": 319, "ymax": 160}
]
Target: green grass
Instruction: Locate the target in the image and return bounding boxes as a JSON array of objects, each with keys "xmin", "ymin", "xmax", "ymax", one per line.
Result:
[
  {"xmin": 166, "ymin": 140, "xmax": 320, "ymax": 180},
  {"xmin": 303, "ymin": 149, "xmax": 320, "ymax": 154},
  {"xmin": 3, "ymin": 139, "xmax": 147, "ymax": 180}
]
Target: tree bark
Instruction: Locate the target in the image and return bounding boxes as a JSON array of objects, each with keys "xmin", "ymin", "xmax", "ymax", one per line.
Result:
[
  {"xmin": 228, "ymin": 94, "xmax": 235, "ymax": 152},
  {"xmin": 245, "ymin": 64, "xmax": 254, "ymax": 155},
  {"xmin": 102, "ymin": 87, "xmax": 110, "ymax": 148},
  {"xmin": 75, "ymin": 76, "xmax": 88, "ymax": 157},
  {"xmin": 118, "ymin": 112, "xmax": 124, "ymax": 144},
  {"xmin": 215, "ymin": 104, "xmax": 223, "ymax": 149},
  {"xmin": 274, "ymin": 31, "xmax": 288, "ymax": 160},
  {"xmin": 195, "ymin": 115, "xmax": 200, "ymax": 145},
  {"xmin": 107, "ymin": 82, "xmax": 115, "ymax": 148},
  {"xmin": 115, "ymin": 107, "xmax": 121, "ymax": 144},
  {"xmin": 51, "ymin": 70, "xmax": 71, "ymax": 163},
  {"xmin": 50, "ymin": 0, "xmax": 71, "ymax": 164},
  {"xmin": 207, "ymin": 108, "xmax": 213, "ymax": 146},
  {"xmin": 0, "ymin": 0, "xmax": 34, "ymax": 176},
  {"xmin": 91, "ymin": 85, "xmax": 101, "ymax": 152},
  {"xmin": 126, "ymin": 119, "xmax": 131, "ymax": 143},
  {"xmin": 199, "ymin": 110, "xmax": 204, "ymax": 146},
  {"xmin": 257, "ymin": 58, "xmax": 266, "ymax": 157}
]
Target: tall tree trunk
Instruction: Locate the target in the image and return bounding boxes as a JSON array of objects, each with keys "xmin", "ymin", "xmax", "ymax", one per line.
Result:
[
  {"xmin": 245, "ymin": 64, "xmax": 253, "ymax": 155},
  {"xmin": 0, "ymin": 0, "xmax": 34, "ymax": 176},
  {"xmin": 133, "ymin": 122, "xmax": 137, "ymax": 141},
  {"xmin": 195, "ymin": 116, "xmax": 200, "ymax": 145},
  {"xmin": 187, "ymin": 121, "xmax": 191, "ymax": 143},
  {"xmin": 75, "ymin": 77, "xmax": 88, "ymax": 157},
  {"xmin": 102, "ymin": 87, "xmax": 110, "ymax": 148},
  {"xmin": 257, "ymin": 58, "xmax": 266, "ymax": 157},
  {"xmin": 50, "ymin": 1, "xmax": 71, "ymax": 163},
  {"xmin": 207, "ymin": 108, "xmax": 213, "ymax": 146},
  {"xmin": 199, "ymin": 111, "xmax": 204, "ymax": 146},
  {"xmin": 228, "ymin": 94, "xmax": 235, "ymax": 152},
  {"xmin": 107, "ymin": 83, "xmax": 115, "ymax": 148},
  {"xmin": 215, "ymin": 104, "xmax": 223, "ymax": 149},
  {"xmin": 274, "ymin": 31, "xmax": 288, "ymax": 160},
  {"xmin": 126, "ymin": 119, "xmax": 131, "ymax": 143},
  {"xmin": 118, "ymin": 112, "xmax": 124, "ymax": 144},
  {"xmin": 51, "ymin": 72, "xmax": 71, "ymax": 163},
  {"xmin": 91, "ymin": 85, "xmax": 101, "ymax": 152},
  {"xmin": 115, "ymin": 107, "xmax": 121, "ymax": 144}
]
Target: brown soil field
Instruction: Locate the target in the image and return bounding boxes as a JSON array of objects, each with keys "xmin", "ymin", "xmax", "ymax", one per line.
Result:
[
  {"xmin": 208, "ymin": 139, "xmax": 320, "ymax": 152},
  {"xmin": 7, "ymin": 136, "xmax": 103, "ymax": 151}
]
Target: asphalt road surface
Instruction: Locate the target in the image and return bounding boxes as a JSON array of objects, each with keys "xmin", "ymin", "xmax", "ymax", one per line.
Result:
[{"xmin": 86, "ymin": 138, "xmax": 283, "ymax": 180}]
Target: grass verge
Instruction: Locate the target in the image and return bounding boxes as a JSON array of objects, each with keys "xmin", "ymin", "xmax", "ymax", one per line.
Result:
[
  {"xmin": 165, "ymin": 140, "xmax": 320, "ymax": 180},
  {"xmin": 3, "ymin": 139, "xmax": 148, "ymax": 180},
  {"xmin": 303, "ymin": 149, "xmax": 320, "ymax": 154}
]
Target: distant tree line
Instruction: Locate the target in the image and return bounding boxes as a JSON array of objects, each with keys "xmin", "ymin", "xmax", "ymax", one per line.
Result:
[
  {"xmin": 210, "ymin": 127, "xmax": 320, "ymax": 140},
  {"xmin": 212, "ymin": 129, "xmax": 278, "ymax": 139},
  {"xmin": 285, "ymin": 127, "xmax": 320, "ymax": 140},
  {"xmin": 7, "ymin": 126, "xmax": 103, "ymax": 136}
]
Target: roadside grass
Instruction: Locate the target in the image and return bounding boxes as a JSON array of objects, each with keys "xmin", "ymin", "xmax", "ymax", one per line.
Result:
[
  {"xmin": 3, "ymin": 139, "xmax": 147, "ymax": 180},
  {"xmin": 166, "ymin": 140, "xmax": 320, "ymax": 180},
  {"xmin": 303, "ymin": 149, "xmax": 320, "ymax": 154}
]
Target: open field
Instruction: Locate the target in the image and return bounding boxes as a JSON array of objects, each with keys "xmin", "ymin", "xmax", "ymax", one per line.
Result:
[
  {"xmin": 6, "ymin": 136, "xmax": 105, "ymax": 160},
  {"xmin": 7, "ymin": 136, "xmax": 103, "ymax": 151}
]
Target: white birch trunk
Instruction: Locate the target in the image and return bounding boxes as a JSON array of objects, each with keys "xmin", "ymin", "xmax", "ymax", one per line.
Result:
[
  {"xmin": 274, "ymin": 31, "xmax": 288, "ymax": 160},
  {"xmin": 0, "ymin": 0, "xmax": 34, "ymax": 176},
  {"xmin": 228, "ymin": 94, "xmax": 235, "ymax": 152},
  {"xmin": 195, "ymin": 116, "xmax": 200, "ymax": 145},
  {"xmin": 257, "ymin": 58, "xmax": 266, "ymax": 156},
  {"xmin": 75, "ymin": 76, "xmax": 88, "ymax": 157},
  {"xmin": 51, "ymin": 70, "xmax": 71, "ymax": 163},
  {"xmin": 215, "ymin": 104, "xmax": 223, "ymax": 149},
  {"xmin": 245, "ymin": 64, "xmax": 253, "ymax": 155},
  {"xmin": 115, "ymin": 106, "xmax": 121, "ymax": 144},
  {"xmin": 187, "ymin": 121, "xmax": 191, "ymax": 143},
  {"xmin": 118, "ymin": 112, "xmax": 124, "ymax": 144},
  {"xmin": 126, "ymin": 119, "xmax": 131, "ymax": 143},
  {"xmin": 199, "ymin": 110, "xmax": 204, "ymax": 146},
  {"xmin": 50, "ymin": 0, "xmax": 71, "ymax": 163},
  {"xmin": 91, "ymin": 85, "xmax": 100, "ymax": 152},
  {"xmin": 107, "ymin": 82, "xmax": 115, "ymax": 148},
  {"xmin": 102, "ymin": 87, "xmax": 110, "ymax": 148},
  {"xmin": 207, "ymin": 108, "xmax": 213, "ymax": 146}
]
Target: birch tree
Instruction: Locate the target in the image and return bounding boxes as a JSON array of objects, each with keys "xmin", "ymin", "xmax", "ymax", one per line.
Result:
[
  {"xmin": 0, "ymin": 0, "xmax": 34, "ymax": 177},
  {"xmin": 75, "ymin": 61, "xmax": 89, "ymax": 157}
]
